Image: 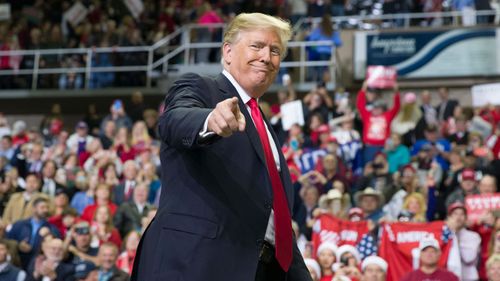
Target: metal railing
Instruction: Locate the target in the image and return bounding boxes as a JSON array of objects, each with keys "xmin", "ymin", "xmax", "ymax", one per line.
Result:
[
  {"xmin": 1, "ymin": 9, "xmax": 498, "ymax": 91},
  {"xmin": 294, "ymin": 9, "xmax": 500, "ymax": 32},
  {"xmin": 0, "ymin": 23, "xmax": 337, "ymax": 90}
]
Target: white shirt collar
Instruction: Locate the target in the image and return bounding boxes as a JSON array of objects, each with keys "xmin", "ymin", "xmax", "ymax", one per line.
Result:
[{"xmin": 222, "ymin": 69, "xmax": 256, "ymax": 105}]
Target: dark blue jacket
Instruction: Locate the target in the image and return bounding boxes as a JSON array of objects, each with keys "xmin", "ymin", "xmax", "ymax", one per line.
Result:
[{"xmin": 131, "ymin": 73, "xmax": 311, "ymax": 281}]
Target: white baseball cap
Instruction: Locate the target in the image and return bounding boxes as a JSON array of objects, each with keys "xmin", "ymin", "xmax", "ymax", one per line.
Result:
[{"xmin": 418, "ymin": 235, "xmax": 440, "ymax": 252}]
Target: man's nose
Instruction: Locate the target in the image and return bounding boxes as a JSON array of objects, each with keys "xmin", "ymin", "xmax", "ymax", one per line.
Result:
[{"xmin": 259, "ymin": 47, "xmax": 271, "ymax": 63}]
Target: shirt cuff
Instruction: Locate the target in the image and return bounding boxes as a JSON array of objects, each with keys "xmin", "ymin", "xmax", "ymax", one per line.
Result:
[{"xmin": 199, "ymin": 111, "xmax": 216, "ymax": 139}]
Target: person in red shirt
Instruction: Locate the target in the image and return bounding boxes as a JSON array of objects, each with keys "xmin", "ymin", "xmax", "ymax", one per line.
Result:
[
  {"xmin": 401, "ymin": 235, "xmax": 459, "ymax": 281},
  {"xmin": 356, "ymin": 82, "xmax": 400, "ymax": 165},
  {"xmin": 81, "ymin": 184, "xmax": 117, "ymax": 222},
  {"xmin": 90, "ymin": 205, "xmax": 122, "ymax": 248}
]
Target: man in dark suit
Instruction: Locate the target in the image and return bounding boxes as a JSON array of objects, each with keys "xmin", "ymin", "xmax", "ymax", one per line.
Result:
[
  {"xmin": 132, "ymin": 13, "xmax": 311, "ymax": 281},
  {"xmin": 435, "ymin": 87, "xmax": 459, "ymax": 123},
  {"xmin": 113, "ymin": 160, "xmax": 137, "ymax": 205},
  {"xmin": 113, "ymin": 183, "xmax": 153, "ymax": 237}
]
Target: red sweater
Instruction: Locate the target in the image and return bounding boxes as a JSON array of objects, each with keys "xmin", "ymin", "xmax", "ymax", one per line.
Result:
[
  {"xmin": 356, "ymin": 90, "xmax": 400, "ymax": 146},
  {"xmin": 80, "ymin": 202, "xmax": 118, "ymax": 222}
]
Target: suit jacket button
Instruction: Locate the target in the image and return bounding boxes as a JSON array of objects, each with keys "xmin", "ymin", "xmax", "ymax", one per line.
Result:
[
  {"xmin": 264, "ymin": 203, "xmax": 272, "ymax": 209},
  {"xmin": 256, "ymin": 239, "xmax": 263, "ymax": 246}
]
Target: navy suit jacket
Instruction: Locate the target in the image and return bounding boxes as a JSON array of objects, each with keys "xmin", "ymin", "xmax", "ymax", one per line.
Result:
[{"xmin": 131, "ymin": 73, "xmax": 311, "ymax": 281}]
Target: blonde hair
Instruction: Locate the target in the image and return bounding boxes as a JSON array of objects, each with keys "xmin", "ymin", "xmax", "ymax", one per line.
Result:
[
  {"xmin": 223, "ymin": 13, "xmax": 292, "ymax": 60},
  {"xmin": 402, "ymin": 192, "xmax": 427, "ymax": 222},
  {"xmin": 487, "ymin": 254, "xmax": 500, "ymax": 270},
  {"xmin": 131, "ymin": 121, "xmax": 151, "ymax": 145}
]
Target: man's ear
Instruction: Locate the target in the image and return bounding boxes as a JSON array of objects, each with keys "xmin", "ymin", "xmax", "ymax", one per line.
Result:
[{"xmin": 222, "ymin": 42, "xmax": 232, "ymax": 65}]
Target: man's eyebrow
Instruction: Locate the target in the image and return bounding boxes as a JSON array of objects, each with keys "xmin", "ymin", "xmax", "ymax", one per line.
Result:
[{"xmin": 249, "ymin": 40, "xmax": 281, "ymax": 48}]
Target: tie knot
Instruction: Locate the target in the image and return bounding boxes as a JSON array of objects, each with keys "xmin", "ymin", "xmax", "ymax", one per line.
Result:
[{"xmin": 247, "ymin": 98, "xmax": 258, "ymax": 110}]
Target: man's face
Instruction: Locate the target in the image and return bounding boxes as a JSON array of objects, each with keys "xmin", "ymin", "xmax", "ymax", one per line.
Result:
[
  {"xmin": 479, "ymin": 176, "xmax": 497, "ymax": 194},
  {"xmin": 75, "ymin": 232, "xmax": 91, "ymax": 249},
  {"xmin": 421, "ymin": 91, "xmax": 431, "ymax": 104},
  {"xmin": 424, "ymin": 131, "xmax": 438, "ymax": 142},
  {"xmin": 449, "ymin": 208, "xmax": 467, "ymax": 230},
  {"xmin": 45, "ymin": 240, "xmax": 64, "ymax": 262},
  {"xmin": 43, "ymin": 162, "xmax": 56, "ymax": 178},
  {"xmin": 420, "ymin": 247, "xmax": 440, "ymax": 267},
  {"xmin": 77, "ymin": 127, "xmax": 87, "ymax": 137},
  {"xmin": 461, "ymin": 179, "xmax": 476, "ymax": 193},
  {"xmin": 134, "ymin": 187, "xmax": 148, "ymax": 204},
  {"xmin": 105, "ymin": 121, "xmax": 116, "ymax": 136},
  {"xmin": 99, "ymin": 246, "xmax": 117, "ymax": 271},
  {"xmin": 223, "ymin": 29, "xmax": 282, "ymax": 98},
  {"xmin": 322, "ymin": 155, "xmax": 337, "ymax": 171},
  {"xmin": 31, "ymin": 145, "xmax": 42, "ymax": 160},
  {"xmin": 123, "ymin": 162, "xmax": 137, "ymax": 180},
  {"xmin": 372, "ymin": 107, "xmax": 383, "ymax": 116},
  {"xmin": 0, "ymin": 138, "xmax": 11, "ymax": 150},
  {"xmin": 363, "ymin": 264, "xmax": 386, "ymax": 281},
  {"xmin": 360, "ymin": 196, "xmax": 378, "ymax": 213},
  {"xmin": 34, "ymin": 202, "xmax": 49, "ymax": 220},
  {"xmin": 25, "ymin": 175, "xmax": 40, "ymax": 193}
]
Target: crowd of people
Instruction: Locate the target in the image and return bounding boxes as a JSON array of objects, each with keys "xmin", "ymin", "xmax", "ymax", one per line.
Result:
[
  {"xmin": 0, "ymin": 73, "xmax": 499, "ymax": 280},
  {"xmin": 262, "ymin": 78, "xmax": 500, "ymax": 281},
  {"xmin": 0, "ymin": 0, "xmax": 496, "ymax": 89}
]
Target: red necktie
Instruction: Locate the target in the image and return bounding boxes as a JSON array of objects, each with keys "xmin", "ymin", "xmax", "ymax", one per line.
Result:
[{"xmin": 247, "ymin": 98, "xmax": 292, "ymax": 271}]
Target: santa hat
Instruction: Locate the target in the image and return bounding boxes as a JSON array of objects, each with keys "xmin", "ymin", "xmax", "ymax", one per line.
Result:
[
  {"xmin": 362, "ymin": 256, "xmax": 388, "ymax": 273},
  {"xmin": 336, "ymin": 244, "xmax": 361, "ymax": 263},
  {"xmin": 317, "ymin": 241, "xmax": 338, "ymax": 257}
]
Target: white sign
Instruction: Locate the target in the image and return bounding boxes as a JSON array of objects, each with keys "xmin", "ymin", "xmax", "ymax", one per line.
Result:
[
  {"xmin": 0, "ymin": 4, "xmax": 10, "ymax": 21},
  {"xmin": 124, "ymin": 0, "xmax": 144, "ymax": 19},
  {"xmin": 64, "ymin": 2, "xmax": 88, "ymax": 27},
  {"xmin": 471, "ymin": 83, "xmax": 500, "ymax": 107},
  {"xmin": 280, "ymin": 100, "xmax": 305, "ymax": 131}
]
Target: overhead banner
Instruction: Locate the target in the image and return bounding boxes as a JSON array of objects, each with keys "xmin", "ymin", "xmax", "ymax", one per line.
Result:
[{"xmin": 354, "ymin": 28, "xmax": 500, "ymax": 79}]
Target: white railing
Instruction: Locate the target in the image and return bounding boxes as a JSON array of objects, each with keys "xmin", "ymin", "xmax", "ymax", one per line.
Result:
[
  {"xmin": 294, "ymin": 9, "xmax": 500, "ymax": 31},
  {"xmin": 0, "ymin": 9, "xmax": 498, "ymax": 90},
  {"xmin": 0, "ymin": 23, "xmax": 337, "ymax": 90}
]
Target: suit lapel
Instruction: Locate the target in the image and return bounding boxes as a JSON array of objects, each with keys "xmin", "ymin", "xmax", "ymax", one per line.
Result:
[{"xmin": 215, "ymin": 74, "xmax": 267, "ymax": 167}]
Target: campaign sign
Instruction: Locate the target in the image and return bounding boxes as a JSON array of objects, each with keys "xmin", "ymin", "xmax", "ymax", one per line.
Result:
[
  {"xmin": 366, "ymin": 65, "xmax": 397, "ymax": 89},
  {"xmin": 465, "ymin": 193, "xmax": 500, "ymax": 223}
]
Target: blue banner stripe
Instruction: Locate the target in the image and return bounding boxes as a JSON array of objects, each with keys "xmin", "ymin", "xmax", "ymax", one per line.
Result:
[{"xmin": 397, "ymin": 29, "xmax": 496, "ymax": 75}]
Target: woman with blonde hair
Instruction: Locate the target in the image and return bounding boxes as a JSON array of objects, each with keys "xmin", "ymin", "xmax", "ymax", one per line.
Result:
[
  {"xmin": 131, "ymin": 121, "xmax": 151, "ymax": 153},
  {"xmin": 402, "ymin": 192, "xmax": 427, "ymax": 222}
]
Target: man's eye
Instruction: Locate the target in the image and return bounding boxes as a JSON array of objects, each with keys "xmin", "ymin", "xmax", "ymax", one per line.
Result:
[
  {"xmin": 271, "ymin": 48, "xmax": 281, "ymax": 56},
  {"xmin": 250, "ymin": 44, "xmax": 259, "ymax": 50}
]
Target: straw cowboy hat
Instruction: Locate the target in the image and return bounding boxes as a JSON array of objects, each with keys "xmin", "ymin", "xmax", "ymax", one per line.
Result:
[
  {"xmin": 354, "ymin": 187, "xmax": 384, "ymax": 206},
  {"xmin": 319, "ymin": 189, "xmax": 343, "ymax": 209}
]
